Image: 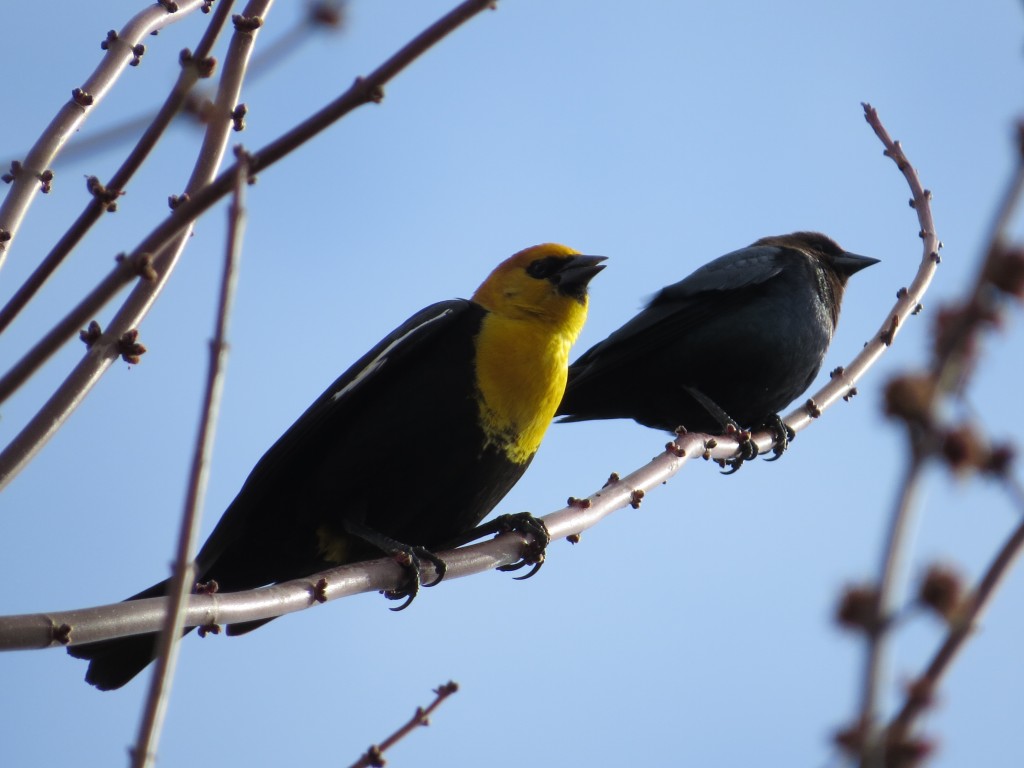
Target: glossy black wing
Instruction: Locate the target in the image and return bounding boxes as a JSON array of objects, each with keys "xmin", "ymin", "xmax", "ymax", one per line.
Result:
[
  {"xmin": 195, "ymin": 299, "xmax": 476, "ymax": 571},
  {"xmin": 568, "ymin": 245, "xmax": 787, "ymax": 380}
]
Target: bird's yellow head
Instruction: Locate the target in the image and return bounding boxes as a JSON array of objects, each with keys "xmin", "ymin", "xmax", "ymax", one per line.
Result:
[
  {"xmin": 471, "ymin": 244, "xmax": 606, "ymax": 464},
  {"xmin": 472, "ymin": 244, "xmax": 605, "ymax": 335}
]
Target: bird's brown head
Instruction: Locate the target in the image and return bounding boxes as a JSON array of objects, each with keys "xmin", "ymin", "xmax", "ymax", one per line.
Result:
[
  {"xmin": 753, "ymin": 231, "xmax": 878, "ymax": 327},
  {"xmin": 755, "ymin": 231, "xmax": 879, "ymax": 283}
]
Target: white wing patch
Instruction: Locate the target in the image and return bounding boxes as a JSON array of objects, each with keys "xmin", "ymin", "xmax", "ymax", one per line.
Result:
[{"xmin": 330, "ymin": 308, "xmax": 454, "ymax": 402}]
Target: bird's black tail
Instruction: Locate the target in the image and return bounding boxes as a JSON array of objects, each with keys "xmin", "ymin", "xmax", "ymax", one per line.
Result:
[{"xmin": 67, "ymin": 578, "xmax": 192, "ymax": 691}]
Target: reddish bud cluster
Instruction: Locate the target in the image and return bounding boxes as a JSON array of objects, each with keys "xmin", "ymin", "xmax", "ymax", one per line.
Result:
[
  {"xmin": 940, "ymin": 424, "xmax": 1015, "ymax": 478},
  {"xmin": 833, "ymin": 720, "xmax": 934, "ymax": 768},
  {"xmin": 883, "ymin": 374, "xmax": 936, "ymax": 427},
  {"xmin": 985, "ymin": 244, "xmax": 1024, "ymax": 298},
  {"xmin": 933, "ymin": 303, "xmax": 997, "ymax": 366},
  {"xmin": 835, "ymin": 584, "xmax": 880, "ymax": 633},
  {"xmin": 918, "ymin": 563, "xmax": 964, "ymax": 621}
]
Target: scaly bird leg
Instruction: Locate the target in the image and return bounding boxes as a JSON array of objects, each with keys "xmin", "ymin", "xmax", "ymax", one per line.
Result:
[
  {"xmin": 442, "ymin": 512, "xmax": 551, "ymax": 580},
  {"xmin": 341, "ymin": 519, "xmax": 447, "ymax": 611},
  {"xmin": 763, "ymin": 413, "xmax": 797, "ymax": 461},
  {"xmin": 682, "ymin": 385, "xmax": 758, "ymax": 473}
]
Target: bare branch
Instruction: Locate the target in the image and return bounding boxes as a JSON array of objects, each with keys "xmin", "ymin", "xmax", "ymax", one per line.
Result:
[
  {"xmin": 0, "ymin": 0, "xmax": 499, "ymax": 492},
  {"xmin": 855, "ymin": 449, "xmax": 926, "ymax": 768},
  {"xmin": 0, "ymin": 0, "xmax": 208, "ymax": 273},
  {"xmin": 347, "ymin": 682, "xmax": 459, "ymax": 768},
  {"xmin": 932, "ymin": 123, "xmax": 1024, "ymax": 393},
  {"xmin": 885, "ymin": 509, "xmax": 1024, "ymax": 748},
  {"xmin": 0, "ymin": 0, "xmax": 236, "ymax": 335},
  {"xmin": 130, "ymin": 149, "xmax": 251, "ymax": 768},
  {"xmin": 7, "ymin": 2, "xmax": 343, "ymax": 174},
  {"xmin": 0, "ymin": 427, "xmax": 916, "ymax": 651},
  {"xmin": 0, "ymin": 0, "xmax": 269, "ymax": 490},
  {"xmin": 863, "ymin": 120, "xmax": 1024, "ymax": 761},
  {"xmin": 838, "ymin": 102, "xmax": 942, "ymax": 768}
]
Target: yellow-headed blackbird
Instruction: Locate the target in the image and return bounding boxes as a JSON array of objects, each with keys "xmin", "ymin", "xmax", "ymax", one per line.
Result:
[
  {"xmin": 69, "ymin": 244, "xmax": 605, "ymax": 690},
  {"xmin": 558, "ymin": 232, "xmax": 875, "ymax": 462}
]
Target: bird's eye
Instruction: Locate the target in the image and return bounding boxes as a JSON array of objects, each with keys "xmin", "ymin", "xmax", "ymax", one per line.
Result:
[{"xmin": 526, "ymin": 256, "xmax": 566, "ymax": 279}]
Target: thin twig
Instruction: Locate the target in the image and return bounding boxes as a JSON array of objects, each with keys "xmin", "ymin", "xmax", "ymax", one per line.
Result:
[
  {"xmin": 243, "ymin": 0, "xmax": 346, "ymax": 79},
  {"xmin": 0, "ymin": 0, "xmax": 498, "ymax": 492},
  {"xmin": 130, "ymin": 151, "xmax": 250, "ymax": 768},
  {"xmin": 850, "ymin": 103, "xmax": 941, "ymax": 768},
  {"xmin": 866, "ymin": 120, "xmax": 1024, "ymax": 757},
  {"xmin": 0, "ymin": 0, "xmax": 271, "ymax": 489},
  {"xmin": 885, "ymin": 510, "xmax": 1024, "ymax": 747},
  {"xmin": 858, "ymin": 448, "xmax": 925, "ymax": 768},
  {"xmin": 0, "ymin": 0, "xmax": 207, "ymax": 273},
  {"xmin": 933, "ymin": 123, "xmax": 1024, "ymax": 394},
  {"xmin": 6, "ymin": 2, "xmax": 344, "ymax": 174},
  {"xmin": 1006, "ymin": 474, "xmax": 1024, "ymax": 515},
  {"xmin": 0, "ymin": 0, "xmax": 237, "ymax": 335},
  {"xmin": 347, "ymin": 682, "xmax": 459, "ymax": 768}
]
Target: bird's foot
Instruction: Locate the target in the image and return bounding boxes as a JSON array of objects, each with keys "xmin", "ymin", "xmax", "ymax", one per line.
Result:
[
  {"xmin": 682, "ymin": 386, "xmax": 757, "ymax": 474},
  {"xmin": 341, "ymin": 519, "xmax": 446, "ymax": 611},
  {"xmin": 491, "ymin": 512, "xmax": 551, "ymax": 580},
  {"xmin": 764, "ymin": 414, "xmax": 797, "ymax": 461},
  {"xmin": 720, "ymin": 424, "xmax": 758, "ymax": 475},
  {"xmin": 383, "ymin": 545, "xmax": 448, "ymax": 611},
  {"xmin": 437, "ymin": 512, "xmax": 551, "ymax": 579}
]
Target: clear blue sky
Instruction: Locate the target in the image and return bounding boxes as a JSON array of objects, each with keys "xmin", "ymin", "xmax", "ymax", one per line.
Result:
[{"xmin": 1, "ymin": 2, "xmax": 1022, "ymax": 766}]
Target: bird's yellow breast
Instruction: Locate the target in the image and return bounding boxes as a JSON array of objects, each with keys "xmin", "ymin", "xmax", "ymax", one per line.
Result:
[{"xmin": 473, "ymin": 305, "xmax": 586, "ymax": 464}]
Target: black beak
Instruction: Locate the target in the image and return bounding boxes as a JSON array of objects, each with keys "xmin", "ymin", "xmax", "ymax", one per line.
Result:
[
  {"xmin": 833, "ymin": 251, "xmax": 880, "ymax": 276},
  {"xmin": 553, "ymin": 255, "xmax": 607, "ymax": 301}
]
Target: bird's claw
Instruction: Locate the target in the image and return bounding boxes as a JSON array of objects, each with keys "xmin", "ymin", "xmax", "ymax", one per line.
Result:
[
  {"xmin": 721, "ymin": 415, "xmax": 796, "ymax": 472},
  {"xmin": 500, "ymin": 554, "xmax": 546, "ymax": 581},
  {"xmin": 491, "ymin": 512, "xmax": 551, "ymax": 579},
  {"xmin": 720, "ymin": 458, "xmax": 744, "ymax": 475},
  {"xmin": 383, "ymin": 546, "xmax": 447, "ymax": 611},
  {"xmin": 383, "ymin": 549, "xmax": 421, "ymax": 611},
  {"xmin": 764, "ymin": 414, "xmax": 796, "ymax": 461},
  {"xmin": 720, "ymin": 425, "xmax": 758, "ymax": 475}
]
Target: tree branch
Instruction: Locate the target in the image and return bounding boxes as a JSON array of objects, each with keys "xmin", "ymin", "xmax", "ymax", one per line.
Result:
[
  {"xmin": 0, "ymin": 0, "xmax": 236, "ymax": 335},
  {"xmin": 0, "ymin": 0, "xmax": 499, "ymax": 492},
  {"xmin": 859, "ymin": 118, "xmax": 1024, "ymax": 762},
  {"xmin": 885, "ymin": 508, "xmax": 1024, "ymax": 748},
  {"xmin": 849, "ymin": 103, "xmax": 943, "ymax": 767},
  {"xmin": 130, "ymin": 150, "xmax": 251, "ymax": 768},
  {"xmin": 0, "ymin": 0, "xmax": 208, "ymax": 273},
  {"xmin": 347, "ymin": 682, "xmax": 459, "ymax": 768},
  {"xmin": 0, "ymin": 0, "xmax": 270, "ymax": 489}
]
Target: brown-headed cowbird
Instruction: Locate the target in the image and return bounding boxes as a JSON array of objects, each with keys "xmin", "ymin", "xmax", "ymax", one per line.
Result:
[
  {"xmin": 557, "ymin": 232, "xmax": 877, "ymax": 461},
  {"xmin": 68, "ymin": 244, "xmax": 604, "ymax": 690}
]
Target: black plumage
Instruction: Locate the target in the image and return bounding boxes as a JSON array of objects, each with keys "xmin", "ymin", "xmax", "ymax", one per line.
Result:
[
  {"xmin": 558, "ymin": 232, "xmax": 877, "ymax": 435},
  {"xmin": 69, "ymin": 245, "xmax": 604, "ymax": 690}
]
